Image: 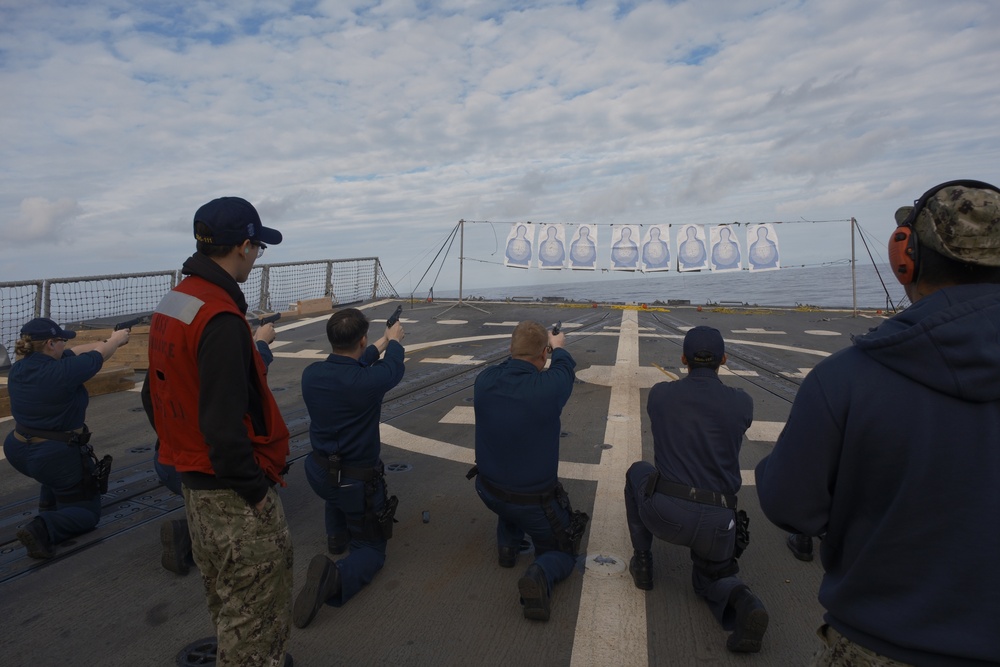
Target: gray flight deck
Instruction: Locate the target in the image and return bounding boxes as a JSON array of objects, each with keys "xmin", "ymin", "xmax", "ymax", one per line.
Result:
[{"xmin": 0, "ymin": 298, "xmax": 885, "ymax": 666}]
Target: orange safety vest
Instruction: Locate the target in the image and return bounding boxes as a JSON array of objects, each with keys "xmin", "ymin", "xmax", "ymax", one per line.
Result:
[{"xmin": 147, "ymin": 276, "xmax": 289, "ymax": 485}]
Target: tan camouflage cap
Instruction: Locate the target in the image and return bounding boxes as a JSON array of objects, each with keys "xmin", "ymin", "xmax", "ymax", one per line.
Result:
[{"xmin": 894, "ymin": 182, "xmax": 1000, "ymax": 266}]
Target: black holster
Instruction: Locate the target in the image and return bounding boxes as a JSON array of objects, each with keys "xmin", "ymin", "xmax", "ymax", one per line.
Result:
[
  {"xmin": 733, "ymin": 509, "xmax": 750, "ymax": 559},
  {"xmin": 377, "ymin": 493, "xmax": 399, "ymax": 540},
  {"xmin": 550, "ymin": 483, "xmax": 589, "ymax": 556}
]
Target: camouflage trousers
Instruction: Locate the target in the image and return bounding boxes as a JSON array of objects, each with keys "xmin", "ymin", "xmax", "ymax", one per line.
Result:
[
  {"xmin": 183, "ymin": 486, "xmax": 294, "ymax": 667},
  {"xmin": 808, "ymin": 625, "xmax": 914, "ymax": 667}
]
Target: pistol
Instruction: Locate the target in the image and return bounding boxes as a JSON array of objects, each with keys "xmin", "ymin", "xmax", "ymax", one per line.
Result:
[
  {"xmin": 114, "ymin": 317, "xmax": 141, "ymax": 331},
  {"xmin": 552, "ymin": 321, "xmax": 562, "ymax": 335},
  {"xmin": 248, "ymin": 312, "xmax": 281, "ymax": 326},
  {"xmin": 387, "ymin": 305, "xmax": 403, "ymax": 327}
]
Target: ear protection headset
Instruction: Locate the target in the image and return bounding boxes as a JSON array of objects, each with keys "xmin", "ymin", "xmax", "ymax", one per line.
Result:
[{"xmin": 888, "ymin": 179, "xmax": 1000, "ymax": 285}]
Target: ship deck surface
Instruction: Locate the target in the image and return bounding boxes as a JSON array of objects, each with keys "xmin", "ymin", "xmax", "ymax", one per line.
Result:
[{"xmin": 0, "ymin": 298, "xmax": 882, "ymax": 666}]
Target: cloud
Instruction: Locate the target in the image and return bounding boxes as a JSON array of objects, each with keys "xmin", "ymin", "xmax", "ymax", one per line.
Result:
[
  {"xmin": 4, "ymin": 197, "xmax": 83, "ymax": 244},
  {"xmin": 0, "ymin": 1, "xmax": 998, "ymax": 288}
]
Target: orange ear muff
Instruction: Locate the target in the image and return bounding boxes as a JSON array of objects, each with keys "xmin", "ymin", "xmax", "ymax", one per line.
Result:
[
  {"xmin": 889, "ymin": 179, "xmax": 1000, "ymax": 287},
  {"xmin": 888, "ymin": 224, "xmax": 918, "ymax": 285}
]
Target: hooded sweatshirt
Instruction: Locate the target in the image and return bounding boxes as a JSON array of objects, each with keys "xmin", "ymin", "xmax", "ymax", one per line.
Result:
[{"xmin": 756, "ymin": 283, "xmax": 1000, "ymax": 667}]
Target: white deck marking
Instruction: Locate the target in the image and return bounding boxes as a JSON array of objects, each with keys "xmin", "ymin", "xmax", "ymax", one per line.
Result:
[
  {"xmin": 483, "ymin": 321, "xmax": 520, "ymax": 327},
  {"xmin": 421, "ymin": 355, "xmax": 479, "ymax": 366},
  {"xmin": 381, "ymin": 424, "xmax": 475, "ymax": 465},
  {"xmin": 435, "ymin": 319, "xmax": 468, "ymax": 325},
  {"xmin": 781, "ymin": 368, "xmax": 812, "ymax": 379},
  {"xmin": 440, "ymin": 406, "xmax": 475, "ymax": 424},
  {"xmin": 747, "ymin": 420, "xmax": 784, "ymax": 443},
  {"xmin": 804, "ymin": 329, "xmax": 841, "ymax": 336},
  {"xmin": 571, "ymin": 309, "xmax": 647, "ymax": 667},
  {"xmin": 273, "ymin": 349, "xmax": 328, "ymax": 359},
  {"xmin": 732, "ymin": 327, "xmax": 786, "ymax": 334}
]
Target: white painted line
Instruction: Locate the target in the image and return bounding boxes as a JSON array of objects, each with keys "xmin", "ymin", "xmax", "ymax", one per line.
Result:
[
  {"xmin": 483, "ymin": 321, "xmax": 521, "ymax": 327},
  {"xmin": 719, "ymin": 367, "xmax": 760, "ymax": 377},
  {"xmin": 732, "ymin": 327, "xmax": 786, "ymax": 334},
  {"xmin": 381, "ymin": 424, "xmax": 475, "ymax": 465},
  {"xmin": 603, "ymin": 326, "xmax": 654, "ymax": 331},
  {"xmin": 440, "ymin": 406, "xmax": 475, "ymax": 424},
  {"xmin": 571, "ymin": 309, "xmax": 647, "ymax": 667},
  {"xmin": 421, "ymin": 355, "xmax": 480, "ymax": 366},
  {"xmin": 804, "ymin": 330, "xmax": 841, "ymax": 336},
  {"xmin": 746, "ymin": 421, "xmax": 784, "ymax": 443},
  {"xmin": 781, "ymin": 368, "xmax": 812, "ymax": 379},
  {"xmin": 436, "ymin": 319, "xmax": 468, "ymax": 325},
  {"xmin": 268, "ymin": 299, "xmax": 394, "ymax": 333},
  {"xmin": 273, "ymin": 350, "xmax": 328, "ymax": 359}
]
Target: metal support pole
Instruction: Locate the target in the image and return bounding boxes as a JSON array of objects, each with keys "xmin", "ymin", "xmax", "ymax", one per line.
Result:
[
  {"xmin": 851, "ymin": 217, "xmax": 857, "ymax": 317},
  {"xmin": 436, "ymin": 219, "xmax": 489, "ymax": 316}
]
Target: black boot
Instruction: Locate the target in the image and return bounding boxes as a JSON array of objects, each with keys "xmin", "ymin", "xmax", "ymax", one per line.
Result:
[
  {"xmin": 786, "ymin": 533, "xmax": 813, "ymax": 561},
  {"xmin": 293, "ymin": 554, "xmax": 342, "ymax": 629},
  {"xmin": 518, "ymin": 564, "xmax": 551, "ymax": 621},
  {"xmin": 629, "ymin": 550, "xmax": 653, "ymax": 590},
  {"xmin": 17, "ymin": 517, "xmax": 54, "ymax": 559},
  {"xmin": 726, "ymin": 586, "xmax": 768, "ymax": 653}
]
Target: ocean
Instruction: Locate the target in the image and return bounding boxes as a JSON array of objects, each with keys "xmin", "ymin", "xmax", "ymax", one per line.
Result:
[{"xmin": 435, "ymin": 263, "xmax": 907, "ymax": 311}]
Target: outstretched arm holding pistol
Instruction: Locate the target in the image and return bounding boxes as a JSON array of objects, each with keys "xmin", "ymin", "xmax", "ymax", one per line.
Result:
[
  {"xmin": 372, "ymin": 305, "xmax": 405, "ymax": 353},
  {"xmin": 70, "ymin": 327, "xmax": 130, "ymax": 360},
  {"xmin": 547, "ymin": 321, "xmax": 565, "ymax": 353}
]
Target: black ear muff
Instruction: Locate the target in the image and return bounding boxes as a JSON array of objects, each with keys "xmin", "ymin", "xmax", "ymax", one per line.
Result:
[{"xmin": 888, "ymin": 179, "xmax": 1000, "ymax": 286}]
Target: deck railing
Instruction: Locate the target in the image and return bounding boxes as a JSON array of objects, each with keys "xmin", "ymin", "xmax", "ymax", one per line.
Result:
[{"xmin": 0, "ymin": 257, "xmax": 397, "ymax": 355}]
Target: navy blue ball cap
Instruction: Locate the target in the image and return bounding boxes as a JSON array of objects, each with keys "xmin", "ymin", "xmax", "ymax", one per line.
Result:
[
  {"xmin": 193, "ymin": 196, "xmax": 283, "ymax": 246},
  {"xmin": 21, "ymin": 317, "xmax": 77, "ymax": 341},
  {"xmin": 683, "ymin": 326, "xmax": 724, "ymax": 363}
]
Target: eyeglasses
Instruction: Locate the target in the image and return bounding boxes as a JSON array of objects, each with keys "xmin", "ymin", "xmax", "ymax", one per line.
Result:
[{"xmin": 251, "ymin": 242, "xmax": 267, "ymax": 258}]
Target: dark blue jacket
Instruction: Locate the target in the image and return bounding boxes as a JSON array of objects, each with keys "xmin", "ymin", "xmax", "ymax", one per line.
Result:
[
  {"xmin": 301, "ymin": 341, "xmax": 404, "ymax": 467},
  {"xmin": 474, "ymin": 348, "xmax": 576, "ymax": 493},
  {"xmin": 647, "ymin": 366, "xmax": 752, "ymax": 495},
  {"xmin": 756, "ymin": 283, "xmax": 1000, "ymax": 666},
  {"xmin": 8, "ymin": 349, "xmax": 103, "ymax": 430}
]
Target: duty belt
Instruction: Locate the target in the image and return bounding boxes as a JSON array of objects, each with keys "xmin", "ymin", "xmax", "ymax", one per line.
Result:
[
  {"xmin": 13, "ymin": 423, "xmax": 91, "ymax": 445},
  {"xmin": 477, "ymin": 474, "xmax": 556, "ymax": 506},
  {"xmin": 654, "ymin": 476, "xmax": 737, "ymax": 509},
  {"xmin": 310, "ymin": 450, "xmax": 381, "ymax": 482}
]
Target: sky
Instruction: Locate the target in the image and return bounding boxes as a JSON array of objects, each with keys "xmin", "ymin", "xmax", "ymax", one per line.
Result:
[{"xmin": 2, "ymin": 0, "xmax": 999, "ymax": 296}]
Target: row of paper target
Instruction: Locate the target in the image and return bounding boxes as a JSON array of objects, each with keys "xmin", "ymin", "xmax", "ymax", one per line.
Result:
[{"xmin": 503, "ymin": 222, "xmax": 780, "ymax": 272}]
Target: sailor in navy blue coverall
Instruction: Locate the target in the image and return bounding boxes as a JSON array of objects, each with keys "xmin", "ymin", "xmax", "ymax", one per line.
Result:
[
  {"xmin": 624, "ymin": 326, "xmax": 768, "ymax": 653},
  {"xmin": 473, "ymin": 320, "xmax": 586, "ymax": 622},
  {"xmin": 293, "ymin": 307, "xmax": 405, "ymax": 629},
  {"xmin": 4, "ymin": 317, "xmax": 129, "ymax": 559}
]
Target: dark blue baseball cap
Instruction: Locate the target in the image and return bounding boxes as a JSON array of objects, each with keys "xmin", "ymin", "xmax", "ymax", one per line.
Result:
[
  {"xmin": 683, "ymin": 326, "xmax": 724, "ymax": 363},
  {"xmin": 21, "ymin": 317, "xmax": 77, "ymax": 341},
  {"xmin": 193, "ymin": 197, "xmax": 283, "ymax": 246}
]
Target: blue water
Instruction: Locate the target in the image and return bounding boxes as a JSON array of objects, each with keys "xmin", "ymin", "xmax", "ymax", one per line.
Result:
[{"xmin": 436, "ymin": 263, "xmax": 907, "ymax": 311}]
